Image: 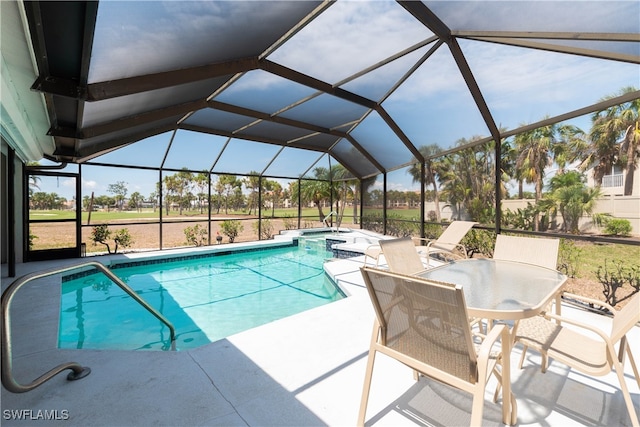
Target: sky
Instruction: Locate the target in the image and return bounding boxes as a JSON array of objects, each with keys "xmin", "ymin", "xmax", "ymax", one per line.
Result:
[{"xmin": 32, "ymin": 0, "xmax": 639, "ymax": 202}]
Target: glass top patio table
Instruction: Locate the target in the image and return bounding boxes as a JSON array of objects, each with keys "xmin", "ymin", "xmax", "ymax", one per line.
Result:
[{"xmin": 417, "ymin": 258, "xmax": 567, "ymax": 321}]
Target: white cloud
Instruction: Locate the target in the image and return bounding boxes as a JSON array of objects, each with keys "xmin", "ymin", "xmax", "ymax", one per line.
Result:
[
  {"xmin": 62, "ymin": 178, "xmax": 76, "ymax": 188},
  {"xmin": 83, "ymin": 180, "xmax": 98, "ymax": 190}
]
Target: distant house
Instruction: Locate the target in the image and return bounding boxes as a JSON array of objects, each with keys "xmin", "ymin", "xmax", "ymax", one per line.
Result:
[
  {"xmin": 585, "ymin": 164, "xmax": 640, "ymax": 235},
  {"xmin": 586, "ymin": 164, "xmax": 639, "ymax": 197}
]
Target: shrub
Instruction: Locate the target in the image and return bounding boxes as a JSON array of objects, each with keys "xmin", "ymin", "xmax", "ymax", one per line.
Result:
[
  {"xmin": 90, "ymin": 224, "xmax": 133, "ymax": 254},
  {"xmin": 220, "ymin": 220, "xmax": 243, "ymax": 243},
  {"xmin": 282, "ymin": 215, "xmax": 297, "ymax": 230},
  {"xmin": 558, "ymin": 239, "xmax": 582, "ymax": 278},
  {"xmin": 603, "ymin": 218, "xmax": 632, "ymax": 237},
  {"xmin": 594, "ymin": 214, "xmax": 632, "ymax": 237},
  {"xmin": 252, "ymin": 219, "xmax": 273, "ymax": 240},
  {"xmin": 28, "ymin": 233, "xmax": 37, "ymax": 250},
  {"xmin": 461, "ymin": 229, "xmax": 495, "ymax": 258},
  {"xmin": 184, "ymin": 224, "xmax": 208, "ymax": 246},
  {"xmin": 113, "ymin": 228, "xmax": 133, "ymax": 252},
  {"xmin": 422, "ymin": 223, "xmax": 442, "ymax": 240}
]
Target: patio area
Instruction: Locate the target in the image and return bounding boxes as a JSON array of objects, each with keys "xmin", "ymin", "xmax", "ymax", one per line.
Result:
[{"xmin": 1, "ymin": 248, "xmax": 638, "ymax": 427}]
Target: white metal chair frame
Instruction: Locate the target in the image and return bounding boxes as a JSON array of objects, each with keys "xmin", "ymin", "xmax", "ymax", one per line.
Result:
[
  {"xmin": 358, "ymin": 267, "xmax": 516, "ymax": 426},
  {"xmin": 514, "ymin": 292, "xmax": 640, "ymax": 427}
]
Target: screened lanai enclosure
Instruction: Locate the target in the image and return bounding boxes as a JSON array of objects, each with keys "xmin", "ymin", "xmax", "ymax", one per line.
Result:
[{"xmin": 1, "ymin": 1, "xmax": 639, "ymax": 266}]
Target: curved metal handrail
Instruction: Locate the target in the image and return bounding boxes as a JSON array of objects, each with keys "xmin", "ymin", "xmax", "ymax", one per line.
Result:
[{"xmin": 2, "ymin": 261, "xmax": 176, "ymax": 393}]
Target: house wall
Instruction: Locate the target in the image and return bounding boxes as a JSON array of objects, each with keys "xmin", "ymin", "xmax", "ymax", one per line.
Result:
[{"xmin": 585, "ymin": 165, "xmax": 640, "ymax": 197}]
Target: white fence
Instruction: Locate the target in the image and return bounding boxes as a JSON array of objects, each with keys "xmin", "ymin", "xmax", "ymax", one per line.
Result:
[{"xmin": 501, "ymin": 196, "xmax": 640, "ymax": 236}]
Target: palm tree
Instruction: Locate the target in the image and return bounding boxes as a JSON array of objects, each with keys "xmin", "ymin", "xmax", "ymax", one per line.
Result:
[
  {"xmin": 553, "ymin": 124, "xmax": 587, "ymax": 174},
  {"xmin": 515, "ymin": 122, "xmax": 560, "ymax": 230},
  {"xmin": 581, "ymin": 87, "xmax": 640, "ymax": 196},
  {"xmin": 547, "ymin": 171, "xmax": 601, "ymax": 234},
  {"xmin": 408, "ymin": 144, "xmax": 443, "ymax": 221},
  {"xmin": 330, "ymin": 164, "xmax": 357, "ymax": 227},
  {"xmin": 300, "ymin": 167, "xmax": 331, "ymax": 222}
]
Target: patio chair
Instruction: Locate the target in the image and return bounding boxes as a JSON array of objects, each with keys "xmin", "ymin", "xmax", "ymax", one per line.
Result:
[
  {"xmin": 378, "ymin": 237, "xmax": 429, "ymax": 275},
  {"xmin": 513, "ymin": 292, "xmax": 640, "ymax": 427},
  {"xmin": 413, "ymin": 221, "xmax": 477, "ymax": 265},
  {"xmin": 492, "ymin": 234, "xmax": 560, "ymax": 270},
  {"xmin": 358, "ymin": 267, "xmax": 516, "ymax": 426},
  {"xmin": 476, "ymin": 235, "xmax": 561, "ymax": 333}
]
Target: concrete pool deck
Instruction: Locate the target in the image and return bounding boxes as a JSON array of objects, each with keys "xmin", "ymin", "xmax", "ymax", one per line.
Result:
[{"xmin": 1, "ymin": 236, "xmax": 639, "ymax": 426}]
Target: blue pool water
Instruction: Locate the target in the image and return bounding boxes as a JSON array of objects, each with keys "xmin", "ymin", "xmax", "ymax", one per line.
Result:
[{"xmin": 59, "ymin": 240, "xmax": 343, "ymax": 351}]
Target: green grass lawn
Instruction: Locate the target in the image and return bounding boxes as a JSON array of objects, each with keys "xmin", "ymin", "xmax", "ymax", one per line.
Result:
[
  {"xmin": 572, "ymin": 241, "xmax": 640, "ymax": 282},
  {"xmin": 29, "ymin": 207, "xmax": 338, "ymax": 221}
]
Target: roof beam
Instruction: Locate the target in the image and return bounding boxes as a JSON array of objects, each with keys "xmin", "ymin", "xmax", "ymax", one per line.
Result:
[
  {"xmin": 74, "ymin": 123, "xmax": 178, "ymax": 162},
  {"xmin": 500, "ymin": 89, "xmax": 640, "ymax": 139},
  {"xmin": 452, "ymin": 30, "xmax": 640, "ymax": 43},
  {"xmin": 397, "ymin": 1, "xmax": 500, "ymax": 143},
  {"xmin": 48, "ymin": 99, "xmax": 208, "ymax": 139},
  {"xmin": 449, "ymin": 38, "xmax": 501, "ymax": 142},
  {"xmin": 375, "ymin": 107, "xmax": 423, "ymax": 162},
  {"xmin": 207, "ymin": 100, "xmax": 386, "ymax": 173},
  {"xmin": 32, "ymin": 57, "xmax": 260, "ymax": 101},
  {"xmin": 464, "ymin": 36, "xmax": 640, "ymax": 64},
  {"xmin": 396, "ymin": 1, "xmax": 451, "ymax": 43},
  {"xmin": 208, "ymin": 100, "xmax": 350, "ymax": 138},
  {"xmin": 259, "ymin": 59, "xmax": 378, "ymax": 109}
]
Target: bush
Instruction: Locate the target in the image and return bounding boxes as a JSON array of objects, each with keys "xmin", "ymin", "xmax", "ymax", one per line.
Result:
[
  {"xmin": 252, "ymin": 219, "xmax": 273, "ymax": 240},
  {"xmin": 558, "ymin": 239, "xmax": 582, "ymax": 278},
  {"xmin": 282, "ymin": 216, "xmax": 297, "ymax": 230},
  {"xmin": 28, "ymin": 233, "xmax": 37, "ymax": 250},
  {"xmin": 603, "ymin": 218, "xmax": 632, "ymax": 237},
  {"xmin": 114, "ymin": 228, "xmax": 133, "ymax": 252},
  {"xmin": 461, "ymin": 229, "xmax": 495, "ymax": 258},
  {"xmin": 184, "ymin": 224, "xmax": 208, "ymax": 246},
  {"xmin": 90, "ymin": 224, "xmax": 133, "ymax": 254},
  {"xmin": 594, "ymin": 214, "xmax": 632, "ymax": 237},
  {"xmin": 220, "ymin": 220, "xmax": 243, "ymax": 243}
]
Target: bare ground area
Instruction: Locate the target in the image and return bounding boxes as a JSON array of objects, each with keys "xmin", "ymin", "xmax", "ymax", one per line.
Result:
[{"xmin": 29, "ymin": 219, "xmax": 632, "ymax": 308}]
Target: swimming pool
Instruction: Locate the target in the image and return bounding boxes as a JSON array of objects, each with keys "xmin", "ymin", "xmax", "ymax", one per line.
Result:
[{"xmin": 59, "ymin": 238, "xmax": 344, "ymax": 351}]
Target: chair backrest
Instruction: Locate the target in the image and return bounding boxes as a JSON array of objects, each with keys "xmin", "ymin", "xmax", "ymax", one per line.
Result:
[
  {"xmin": 432, "ymin": 221, "xmax": 477, "ymax": 252},
  {"xmin": 611, "ymin": 292, "xmax": 640, "ymax": 345},
  {"xmin": 493, "ymin": 235, "xmax": 560, "ymax": 269},
  {"xmin": 379, "ymin": 237, "xmax": 426, "ymax": 275},
  {"xmin": 360, "ymin": 267, "xmax": 477, "ymax": 383}
]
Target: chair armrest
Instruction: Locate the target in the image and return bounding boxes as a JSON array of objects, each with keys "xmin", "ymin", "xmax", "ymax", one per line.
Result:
[
  {"xmin": 411, "ymin": 237, "xmax": 434, "ymax": 252},
  {"xmin": 364, "ymin": 244, "xmax": 382, "ymax": 253},
  {"xmin": 477, "ymin": 323, "xmax": 508, "ymax": 361},
  {"xmin": 560, "ymin": 292, "xmax": 616, "ymax": 314},
  {"xmin": 476, "ymin": 323, "xmax": 510, "ymax": 388},
  {"xmin": 426, "ymin": 241, "xmax": 468, "ymax": 258},
  {"xmin": 540, "ymin": 311, "xmax": 611, "ymax": 344}
]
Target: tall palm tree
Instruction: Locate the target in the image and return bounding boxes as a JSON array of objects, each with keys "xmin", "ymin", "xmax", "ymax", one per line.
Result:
[
  {"xmin": 408, "ymin": 144, "xmax": 443, "ymax": 221},
  {"xmin": 581, "ymin": 87, "xmax": 640, "ymax": 196},
  {"xmin": 330, "ymin": 164, "xmax": 356, "ymax": 227},
  {"xmin": 552, "ymin": 124, "xmax": 587, "ymax": 174},
  {"xmin": 515, "ymin": 122, "xmax": 559, "ymax": 230},
  {"xmin": 300, "ymin": 167, "xmax": 331, "ymax": 221}
]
